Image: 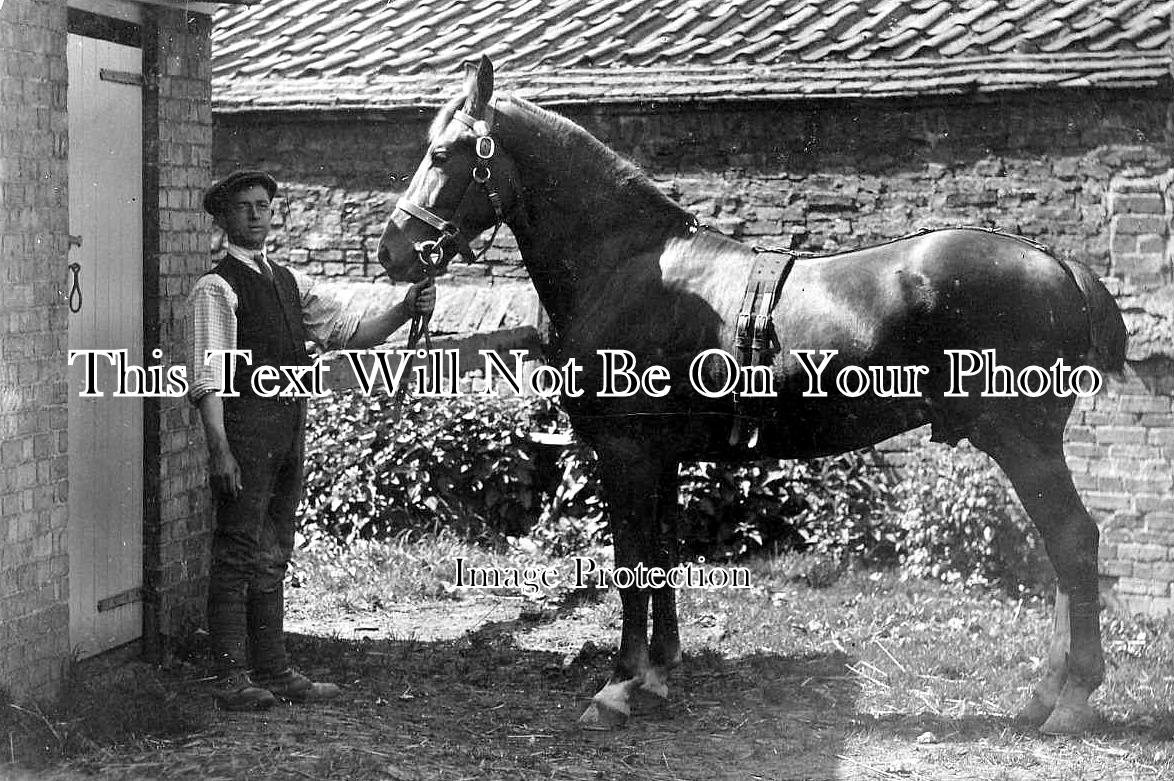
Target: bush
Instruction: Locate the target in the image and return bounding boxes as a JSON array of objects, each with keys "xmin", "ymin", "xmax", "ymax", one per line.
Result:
[
  {"xmin": 672, "ymin": 443, "xmax": 1051, "ymax": 594},
  {"xmin": 301, "ymin": 391, "xmax": 547, "ymax": 543},
  {"xmin": 525, "ymin": 436, "xmax": 609, "ymax": 557},
  {"xmin": 302, "ymin": 388, "xmax": 899, "ymax": 563},
  {"xmin": 890, "ymin": 443, "xmax": 1051, "ymax": 593},
  {"xmin": 677, "ymin": 451, "xmax": 898, "ymax": 562},
  {"xmin": 301, "ymin": 392, "xmax": 1048, "ymax": 593}
]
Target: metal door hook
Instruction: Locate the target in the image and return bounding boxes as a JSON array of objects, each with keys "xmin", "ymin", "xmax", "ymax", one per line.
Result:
[{"xmin": 68, "ymin": 262, "xmax": 82, "ymax": 313}]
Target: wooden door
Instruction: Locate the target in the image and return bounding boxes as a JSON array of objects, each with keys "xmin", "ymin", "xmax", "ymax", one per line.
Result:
[{"xmin": 66, "ymin": 32, "xmax": 144, "ymax": 657}]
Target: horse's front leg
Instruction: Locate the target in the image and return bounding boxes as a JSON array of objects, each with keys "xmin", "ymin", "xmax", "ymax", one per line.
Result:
[
  {"xmin": 646, "ymin": 587, "xmax": 680, "ymax": 698},
  {"xmin": 579, "ymin": 449, "xmax": 678, "ymax": 730}
]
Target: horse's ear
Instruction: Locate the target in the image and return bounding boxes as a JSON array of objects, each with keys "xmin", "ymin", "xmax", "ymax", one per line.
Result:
[{"xmin": 462, "ymin": 55, "xmax": 494, "ymax": 115}]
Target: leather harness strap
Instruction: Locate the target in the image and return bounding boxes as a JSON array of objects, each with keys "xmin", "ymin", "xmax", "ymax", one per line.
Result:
[
  {"xmin": 734, "ymin": 249, "xmax": 793, "ymax": 368},
  {"xmin": 729, "ymin": 246, "xmax": 796, "ymax": 447},
  {"xmin": 389, "ymin": 98, "xmax": 504, "ymax": 421}
]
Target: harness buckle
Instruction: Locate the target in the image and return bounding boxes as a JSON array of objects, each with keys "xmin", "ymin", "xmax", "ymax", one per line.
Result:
[
  {"xmin": 733, "ymin": 313, "xmax": 752, "ymax": 363},
  {"xmin": 749, "ymin": 314, "xmax": 771, "ymax": 365},
  {"xmin": 393, "ymin": 104, "xmax": 507, "ymax": 274},
  {"xmin": 415, "ymin": 240, "xmax": 444, "ymax": 273}
]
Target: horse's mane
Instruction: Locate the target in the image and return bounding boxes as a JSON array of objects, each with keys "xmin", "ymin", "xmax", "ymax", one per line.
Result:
[{"xmin": 431, "ymin": 93, "xmax": 688, "ymax": 221}]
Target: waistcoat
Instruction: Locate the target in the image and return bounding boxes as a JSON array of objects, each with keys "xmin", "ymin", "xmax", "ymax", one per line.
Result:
[{"xmin": 207, "ymin": 255, "xmax": 311, "ymax": 401}]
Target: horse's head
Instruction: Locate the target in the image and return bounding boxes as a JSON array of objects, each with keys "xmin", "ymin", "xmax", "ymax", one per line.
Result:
[{"xmin": 378, "ymin": 55, "xmax": 520, "ymax": 282}]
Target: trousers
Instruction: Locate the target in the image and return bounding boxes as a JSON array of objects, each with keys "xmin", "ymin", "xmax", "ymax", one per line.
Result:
[{"xmin": 206, "ymin": 396, "xmax": 305, "ymax": 676}]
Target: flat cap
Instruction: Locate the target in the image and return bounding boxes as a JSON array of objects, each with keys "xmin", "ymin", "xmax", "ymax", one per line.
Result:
[{"xmin": 203, "ymin": 170, "xmax": 278, "ymax": 216}]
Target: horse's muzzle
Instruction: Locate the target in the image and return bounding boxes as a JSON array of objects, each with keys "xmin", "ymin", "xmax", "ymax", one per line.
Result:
[{"xmin": 376, "ymin": 218, "xmax": 426, "ymax": 282}]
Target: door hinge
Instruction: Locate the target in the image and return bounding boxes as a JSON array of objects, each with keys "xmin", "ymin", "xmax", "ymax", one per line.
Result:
[
  {"xmin": 99, "ymin": 69, "xmax": 143, "ymax": 87},
  {"xmin": 97, "ymin": 587, "xmax": 143, "ymax": 612}
]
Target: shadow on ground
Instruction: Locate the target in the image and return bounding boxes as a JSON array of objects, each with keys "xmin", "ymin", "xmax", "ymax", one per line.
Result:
[
  {"xmin": 859, "ymin": 706, "xmax": 1174, "ymax": 745},
  {"xmin": 12, "ymin": 618, "xmax": 863, "ymax": 781}
]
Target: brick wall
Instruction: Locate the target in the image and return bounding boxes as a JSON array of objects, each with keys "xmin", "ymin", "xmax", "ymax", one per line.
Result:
[
  {"xmin": 142, "ymin": 7, "xmax": 215, "ymax": 657},
  {"xmin": 0, "ymin": 1, "xmax": 217, "ymax": 702},
  {"xmin": 1076, "ymin": 170, "xmax": 1174, "ymax": 614},
  {"xmin": 0, "ymin": 0, "xmax": 72, "ymax": 700},
  {"xmin": 215, "ymin": 88, "xmax": 1174, "ymax": 613}
]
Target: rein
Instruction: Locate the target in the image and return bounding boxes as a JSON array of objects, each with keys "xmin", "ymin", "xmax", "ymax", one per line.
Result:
[
  {"xmin": 388, "ymin": 99, "xmax": 507, "ymax": 419},
  {"xmin": 388, "ymin": 247, "xmax": 438, "ymax": 420}
]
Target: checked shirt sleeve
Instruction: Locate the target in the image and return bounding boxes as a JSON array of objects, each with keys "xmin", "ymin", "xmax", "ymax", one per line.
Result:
[
  {"xmin": 186, "ymin": 274, "xmax": 239, "ymax": 403},
  {"xmin": 289, "ymin": 267, "xmax": 364, "ymax": 352}
]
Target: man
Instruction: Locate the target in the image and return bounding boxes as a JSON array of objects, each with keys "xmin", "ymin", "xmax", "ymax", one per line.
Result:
[{"xmin": 188, "ymin": 170, "xmax": 434, "ymax": 710}]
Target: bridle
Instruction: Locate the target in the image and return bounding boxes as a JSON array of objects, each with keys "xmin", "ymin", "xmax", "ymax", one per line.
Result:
[
  {"xmin": 392, "ymin": 97, "xmax": 507, "ymax": 278},
  {"xmin": 388, "ymin": 97, "xmax": 509, "ymax": 417}
]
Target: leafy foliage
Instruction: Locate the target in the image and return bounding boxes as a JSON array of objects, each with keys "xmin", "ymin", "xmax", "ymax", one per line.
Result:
[
  {"xmin": 302, "ymin": 392, "xmax": 1048, "ymax": 592},
  {"xmin": 889, "ymin": 444, "xmax": 1051, "ymax": 592},
  {"xmin": 301, "ymin": 391, "xmax": 545, "ymax": 543},
  {"xmin": 525, "ymin": 436, "xmax": 609, "ymax": 557},
  {"xmin": 677, "ymin": 451, "xmax": 897, "ymax": 562}
]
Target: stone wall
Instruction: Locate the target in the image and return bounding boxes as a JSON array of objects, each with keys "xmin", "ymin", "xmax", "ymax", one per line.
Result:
[
  {"xmin": 214, "ymin": 88, "xmax": 1174, "ymax": 613},
  {"xmin": 214, "ymin": 92, "xmax": 1168, "ymax": 280},
  {"xmin": 214, "ymin": 113, "xmax": 426, "ymax": 279},
  {"xmin": 0, "ymin": 0, "xmax": 72, "ymax": 701}
]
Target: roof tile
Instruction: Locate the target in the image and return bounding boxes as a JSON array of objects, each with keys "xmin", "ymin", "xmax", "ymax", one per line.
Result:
[{"xmin": 213, "ymin": 0, "xmax": 1174, "ymax": 110}]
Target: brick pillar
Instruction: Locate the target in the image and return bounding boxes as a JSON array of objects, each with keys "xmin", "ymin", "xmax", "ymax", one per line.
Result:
[
  {"xmin": 0, "ymin": 0, "xmax": 72, "ymax": 700},
  {"xmin": 141, "ymin": 7, "xmax": 216, "ymax": 660}
]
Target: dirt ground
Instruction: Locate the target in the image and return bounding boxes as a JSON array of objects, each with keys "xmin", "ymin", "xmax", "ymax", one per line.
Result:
[{"xmin": 14, "ymin": 586, "xmax": 1171, "ymax": 781}]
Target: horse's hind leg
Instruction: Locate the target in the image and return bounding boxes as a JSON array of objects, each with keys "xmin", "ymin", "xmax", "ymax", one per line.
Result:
[
  {"xmin": 971, "ymin": 419, "xmax": 1104, "ymax": 735},
  {"xmin": 647, "ymin": 463, "xmax": 683, "ymax": 698},
  {"xmin": 1016, "ymin": 586, "xmax": 1072, "ymax": 726}
]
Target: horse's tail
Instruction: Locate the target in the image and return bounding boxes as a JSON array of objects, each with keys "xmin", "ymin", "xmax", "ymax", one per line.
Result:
[{"xmin": 1059, "ymin": 258, "xmax": 1127, "ymax": 376}]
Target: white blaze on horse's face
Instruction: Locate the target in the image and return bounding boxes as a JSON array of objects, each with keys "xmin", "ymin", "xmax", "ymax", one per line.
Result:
[{"xmin": 378, "ymin": 56, "xmax": 511, "ymax": 282}]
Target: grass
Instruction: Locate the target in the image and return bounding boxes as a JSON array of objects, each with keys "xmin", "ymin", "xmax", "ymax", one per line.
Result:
[
  {"xmin": 288, "ymin": 536, "xmax": 1174, "ymax": 779},
  {"xmin": 687, "ymin": 555, "xmax": 1174, "ymax": 728},
  {"xmin": 287, "ymin": 525, "xmax": 576, "ymax": 610},
  {"xmin": 6, "ymin": 535, "xmax": 1174, "ymax": 780}
]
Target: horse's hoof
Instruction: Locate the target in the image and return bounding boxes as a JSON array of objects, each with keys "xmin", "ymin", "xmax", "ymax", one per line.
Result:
[
  {"xmin": 579, "ymin": 700, "xmax": 629, "ymax": 731},
  {"xmin": 1014, "ymin": 695, "xmax": 1055, "ymax": 728},
  {"xmin": 1039, "ymin": 703, "xmax": 1098, "ymax": 735},
  {"xmin": 639, "ymin": 678, "xmax": 669, "ymax": 699}
]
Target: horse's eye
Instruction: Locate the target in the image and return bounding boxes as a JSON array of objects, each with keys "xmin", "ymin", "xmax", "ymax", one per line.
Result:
[{"xmin": 430, "ymin": 148, "xmax": 450, "ymax": 165}]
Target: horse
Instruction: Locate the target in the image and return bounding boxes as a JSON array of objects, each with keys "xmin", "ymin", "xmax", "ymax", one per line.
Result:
[{"xmin": 377, "ymin": 56, "xmax": 1126, "ymax": 735}]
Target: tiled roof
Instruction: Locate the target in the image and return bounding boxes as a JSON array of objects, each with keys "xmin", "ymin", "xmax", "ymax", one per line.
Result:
[
  {"xmin": 413, "ymin": 280, "xmax": 544, "ymax": 337},
  {"xmin": 320, "ymin": 281, "xmax": 545, "ymax": 392},
  {"xmin": 333, "ymin": 279, "xmax": 545, "ymax": 340},
  {"xmin": 213, "ymin": 0, "xmax": 1173, "ymax": 110}
]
